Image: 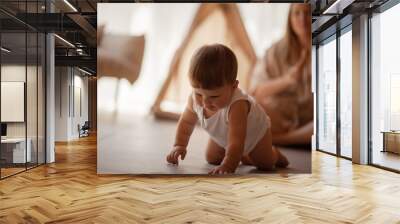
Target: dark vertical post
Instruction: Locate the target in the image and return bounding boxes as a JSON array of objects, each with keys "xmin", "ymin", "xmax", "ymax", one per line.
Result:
[
  {"xmin": 36, "ymin": 0, "xmax": 39, "ymax": 167},
  {"xmin": 25, "ymin": 0, "xmax": 28, "ymax": 171},
  {"xmin": 316, "ymin": 44, "xmax": 319, "ymax": 150},
  {"xmin": 336, "ymin": 27, "xmax": 341, "ymax": 157},
  {"xmin": 367, "ymin": 11, "xmax": 372, "ymax": 164}
]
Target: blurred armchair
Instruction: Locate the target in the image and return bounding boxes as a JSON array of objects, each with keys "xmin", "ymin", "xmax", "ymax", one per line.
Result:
[{"xmin": 97, "ymin": 25, "xmax": 145, "ymax": 84}]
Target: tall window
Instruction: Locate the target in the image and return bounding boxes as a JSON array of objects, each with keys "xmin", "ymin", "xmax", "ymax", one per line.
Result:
[
  {"xmin": 390, "ymin": 75, "xmax": 400, "ymax": 130},
  {"xmin": 371, "ymin": 2, "xmax": 400, "ymax": 171},
  {"xmin": 339, "ymin": 28, "xmax": 352, "ymax": 158},
  {"xmin": 317, "ymin": 36, "xmax": 337, "ymax": 154}
]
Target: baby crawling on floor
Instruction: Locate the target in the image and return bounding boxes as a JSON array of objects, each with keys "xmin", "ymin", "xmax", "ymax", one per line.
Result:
[{"xmin": 166, "ymin": 44, "xmax": 289, "ymax": 174}]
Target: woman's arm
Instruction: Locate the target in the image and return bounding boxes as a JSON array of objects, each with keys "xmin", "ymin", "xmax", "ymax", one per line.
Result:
[
  {"xmin": 252, "ymin": 49, "xmax": 308, "ymax": 101},
  {"xmin": 272, "ymin": 121, "xmax": 313, "ymax": 146},
  {"xmin": 252, "ymin": 75, "xmax": 294, "ymax": 102}
]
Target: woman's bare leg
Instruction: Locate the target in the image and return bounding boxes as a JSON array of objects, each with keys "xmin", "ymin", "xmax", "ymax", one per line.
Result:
[
  {"xmin": 248, "ymin": 129, "xmax": 289, "ymax": 170},
  {"xmin": 205, "ymin": 138, "xmax": 225, "ymax": 165},
  {"xmin": 257, "ymin": 97, "xmax": 313, "ymax": 146},
  {"xmin": 272, "ymin": 121, "xmax": 313, "ymax": 146}
]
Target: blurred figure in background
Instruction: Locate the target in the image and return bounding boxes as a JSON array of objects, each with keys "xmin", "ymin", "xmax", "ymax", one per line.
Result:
[{"xmin": 250, "ymin": 4, "xmax": 313, "ymax": 146}]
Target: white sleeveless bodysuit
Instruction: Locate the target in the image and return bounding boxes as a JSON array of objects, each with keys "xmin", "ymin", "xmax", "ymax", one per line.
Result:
[{"xmin": 192, "ymin": 88, "xmax": 271, "ymax": 154}]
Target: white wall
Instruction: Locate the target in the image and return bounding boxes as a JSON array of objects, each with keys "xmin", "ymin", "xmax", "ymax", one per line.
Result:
[
  {"xmin": 55, "ymin": 67, "xmax": 89, "ymax": 141},
  {"xmin": 72, "ymin": 73, "xmax": 89, "ymax": 138},
  {"xmin": 55, "ymin": 67, "xmax": 69, "ymax": 141}
]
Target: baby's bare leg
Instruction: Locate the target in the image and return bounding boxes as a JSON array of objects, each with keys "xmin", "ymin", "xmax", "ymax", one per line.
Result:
[
  {"xmin": 205, "ymin": 138, "xmax": 225, "ymax": 165},
  {"xmin": 248, "ymin": 129, "xmax": 289, "ymax": 170}
]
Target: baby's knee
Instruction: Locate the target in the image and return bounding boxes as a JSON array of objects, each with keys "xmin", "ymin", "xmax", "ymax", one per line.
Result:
[
  {"xmin": 255, "ymin": 162, "xmax": 275, "ymax": 171},
  {"xmin": 205, "ymin": 153, "xmax": 223, "ymax": 165},
  {"xmin": 241, "ymin": 155, "xmax": 253, "ymax": 165},
  {"xmin": 249, "ymin": 152, "xmax": 277, "ymax": 171}
]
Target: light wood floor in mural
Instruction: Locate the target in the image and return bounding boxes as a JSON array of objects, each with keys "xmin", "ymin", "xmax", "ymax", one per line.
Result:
[{"xmin": 0, "ymin": 135, "xmax": 400, "ymax": 223}]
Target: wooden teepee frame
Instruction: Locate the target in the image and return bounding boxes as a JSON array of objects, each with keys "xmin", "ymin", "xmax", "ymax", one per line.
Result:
[{"xmin": 152, "ymin": 3, "xmax": 257, "ymax": 120}]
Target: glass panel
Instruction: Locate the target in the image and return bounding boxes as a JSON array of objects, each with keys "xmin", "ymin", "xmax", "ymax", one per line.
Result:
[
  {"xmin": 339, "ymin": 29, "xmax": 352, "ymax": 158},
  {"xmin": 1, "ymin": 30, "xmax": 27, "ymax": 177},
  {"xmin": 0, "ymin": 1, "xmax": 46, "ymax": 178},
  {"xmin": 317, "ymin": 37, "xmax": 337, "ymax": 154},
  {"xmin": 27, "ymin": 31, "xmax": 38, "ymax": 169},
  {"xmin": 371, "ymin": 3, "xmax": 400, "ymax": 171}
]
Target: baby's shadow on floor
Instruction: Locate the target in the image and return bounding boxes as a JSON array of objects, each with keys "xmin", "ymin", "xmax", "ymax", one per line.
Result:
[
  {"xmin": 245, "ymin": 166, "xmax": 304, "ymax": 175},
  {"xmin": 242, "ymin": 146, "xmax": 311, "ymax": 175}
]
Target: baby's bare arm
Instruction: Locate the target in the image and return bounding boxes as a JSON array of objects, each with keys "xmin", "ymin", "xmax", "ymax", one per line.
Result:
[
  {"xmin": 174, "ymin": 96, "xmax": 198, "ymax": 147},
  {"xmin": 221, "ymin": 100, "xmax": 249, "ymax": 171},
  {"xmin": 167, "ymin": 96, "xmax": 198, "ymax": 165}
]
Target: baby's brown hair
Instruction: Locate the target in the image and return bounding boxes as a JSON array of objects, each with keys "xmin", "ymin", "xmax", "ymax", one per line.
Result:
[{"xmin": 189, "ymin": 44, "xmax": 238, "ymax": 89}]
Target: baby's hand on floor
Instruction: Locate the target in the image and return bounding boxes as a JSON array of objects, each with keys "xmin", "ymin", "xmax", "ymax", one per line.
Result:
[
  {"xmin": 208, "ymin": 165, "xmax": 236, "ymax": 175},
  {"xmin": 166, "ymin": 146, "xmax": 187, "ymax": 165}
]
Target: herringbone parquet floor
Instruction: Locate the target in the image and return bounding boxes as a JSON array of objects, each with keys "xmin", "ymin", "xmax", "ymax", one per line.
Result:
[{"xmin": 0, "ymin": 134, "xmax": 399, "ymax": 223}]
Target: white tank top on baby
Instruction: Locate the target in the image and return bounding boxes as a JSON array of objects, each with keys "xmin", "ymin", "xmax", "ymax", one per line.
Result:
[{"xmin": 192, "ymin": 88, "xmax": 271, "ymax": 154}]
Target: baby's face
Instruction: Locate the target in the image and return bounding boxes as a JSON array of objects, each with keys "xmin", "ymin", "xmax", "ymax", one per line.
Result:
[{"xmin": 193, "ymin": 82, "xmax": 238, "ymax": 112}]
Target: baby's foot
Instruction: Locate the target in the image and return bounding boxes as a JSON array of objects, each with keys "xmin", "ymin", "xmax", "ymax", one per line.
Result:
[{"xmin": 275, "ymin": 149, "xmax": 289, "ymax": 168}]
